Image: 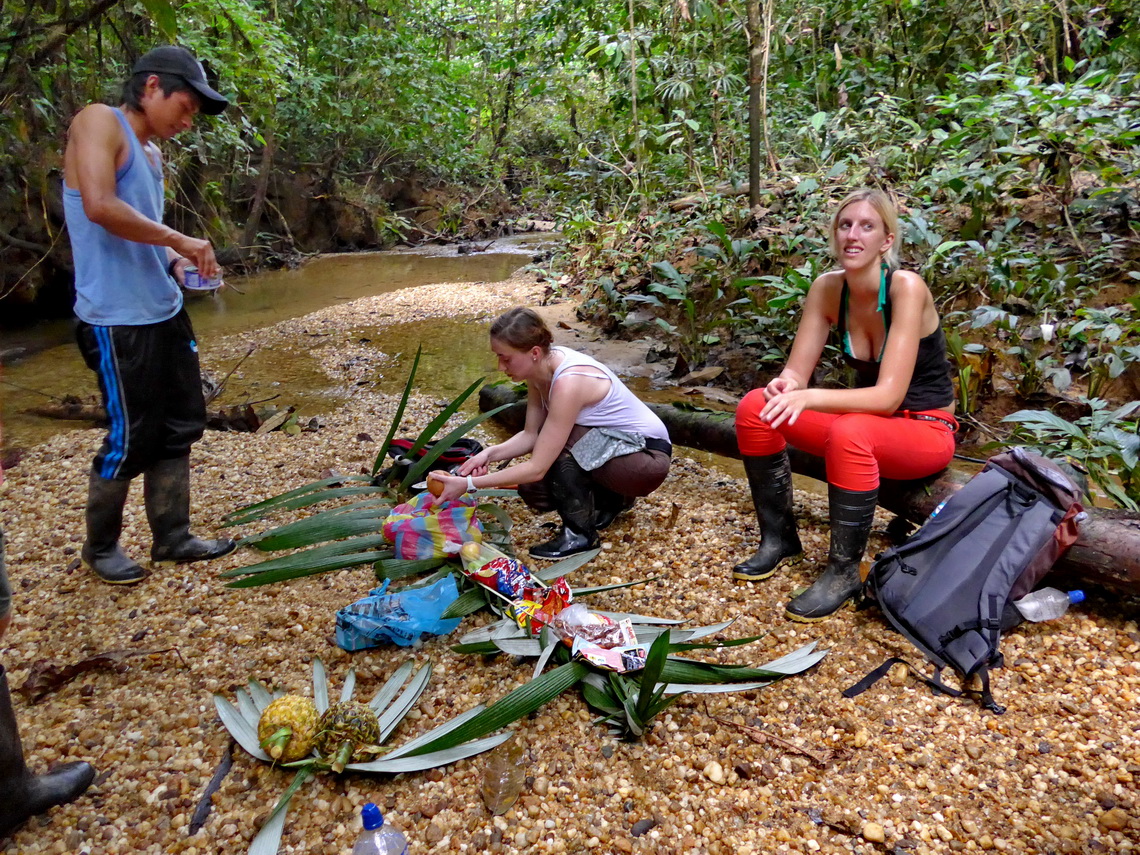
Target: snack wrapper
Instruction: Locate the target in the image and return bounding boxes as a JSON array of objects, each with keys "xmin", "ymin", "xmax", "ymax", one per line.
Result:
[
  {"xmin": 507, "ymin": 577, "xmax": 573, "ymax": 632},
  {"xmin": 571, "ymin": 638, "xmax": 649, "ymax": 673},
  {"xmin": 549, "ymin": 603, "xmax": 634, "ymax": 649},
  {"xmin": 460, "ymin": 542, "xmax": 541, "ymax": 600}
]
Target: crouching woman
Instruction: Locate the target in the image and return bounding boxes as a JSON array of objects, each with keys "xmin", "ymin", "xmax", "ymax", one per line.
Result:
[
  {"xmin": 430, "ymin": 307, "xmax": 672, "ymax": 559},
  {"xmin": 733, "ymin": 188, "xmax": 957, "ymax": 621}
]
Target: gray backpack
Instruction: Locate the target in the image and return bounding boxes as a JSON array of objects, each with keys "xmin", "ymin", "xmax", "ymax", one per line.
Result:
[{"xmin": 845, "ymin": 448, "xmax": 1085, "ymax": 713}]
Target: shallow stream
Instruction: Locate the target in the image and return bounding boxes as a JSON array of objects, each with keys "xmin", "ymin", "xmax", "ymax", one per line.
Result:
[{"xmin": 0, "ymin": 236, "xmax": 552, "ymax": 450}]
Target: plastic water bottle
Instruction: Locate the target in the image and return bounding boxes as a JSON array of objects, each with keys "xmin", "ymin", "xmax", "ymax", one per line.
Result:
[
  {"xmin": 1012, "ymin": 588, "xmax": 1085, "ymax": 623},
  {"xmin": 352, "ymin": 803, "xmax": 408, "ymax": 855}
]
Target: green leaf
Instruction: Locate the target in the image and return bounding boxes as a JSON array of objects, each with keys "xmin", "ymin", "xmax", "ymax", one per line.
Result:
[
  {"xmin": 214, "ymin": 695, "xmax": 271, "ymax": 761},
  {"xmin": 240, "ymin": 512, "xmax": 390, "ymax": 552},
  {"xmin": 401, "ymin": 376, "xmax": 485, "ymax": 462},
  {"xmin": 220, "ymin": 536, "xmax": 392, "ymax": 578},
  {"xmin": 228, "ymin": 485, "xmax": 389, "ymax": 526},
  {"xmin": 224, "ymin": 476, "xmax": 373, "ymax": 525},
  {"xmin": 139, "ymin": 0, "xmax": 177, "ymax": 37},
  {"xmin": 313, "ymin": 659, "xmax": 329, "ymax": 714},
  {"xmin": 636, "ymin": 631, "xmax": 673, "ymax": 721},
  {"xmin": 248, "ymin": 767, "xmax": 313, "ymax": 855},
  {"xmin": 401, "ymin": 403, "xmax": 516, "ymax": 490},
  {"xmin": 651, "ymin": 260, "xmax": 688, "ymax": 289},
  {"xmin": 376, "ymin": 663, "xmax": 433, "ymax": 743},
  {"xmin": 572, "ymin": 577, "xmax": 656, "ymax": 596},
  {"xmin": 534, "ymin": 548, "xmax": 600, "ymax": 581},
  {"xmin": 339, "ymin": 668, "xmax": 356, "ymax": 704},
  {"xmin": 383, "ymin": 703, "xmax": 491, "ymax": 758},
  {"xmin": 1002, "ymin": 409, "xmax": 1086, "ymax": 440},
  {"xmin": 441, "ymin": 587, "xmax": 491, "ymax": 619},
  {"xmin": 225, "ymin": 551, "xmax": 392, "ymax": 588},
  {"xmin": 368, "ymin": 661, "xmax": 415, "ymax": 716},
  {"xmin": 374, "ymin": 556, "xmax": 448, "ymax": 581},
  {"xmin": 372, "ymin": 346, "xmax": 422, "ymax": 476},
  {"xmin": 349, "ymin": 732, "xmax": 514, "ymax": 773},
  {"xmin": 403, "ymin": 662, "xmax": 589, "ymax": 756}
]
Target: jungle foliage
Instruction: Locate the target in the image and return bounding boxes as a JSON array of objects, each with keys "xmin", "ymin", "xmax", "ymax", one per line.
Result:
[{"xmin": 2, "ymin": 0, "xmax": 1138, "ymax": 502}]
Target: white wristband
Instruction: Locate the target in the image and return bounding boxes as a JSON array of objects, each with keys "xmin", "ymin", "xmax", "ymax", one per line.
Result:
[{"xmin": 466, "ymin": 474, "xmax": 476, "ymax": 493}]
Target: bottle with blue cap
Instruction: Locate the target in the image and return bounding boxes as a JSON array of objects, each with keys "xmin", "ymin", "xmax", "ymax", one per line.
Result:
[
  {"xmin": 1012, "ymin": 588, "xmax": 1085, "ymax": 623},
  {"xmin": 352, "ymin": 803, "xmax": 408, "ymax": 855}
]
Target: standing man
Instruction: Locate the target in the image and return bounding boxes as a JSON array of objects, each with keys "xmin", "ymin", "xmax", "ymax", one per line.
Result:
[{"xmin": 63, "ymin": 46, "xmax": 236, "ymax": 584}]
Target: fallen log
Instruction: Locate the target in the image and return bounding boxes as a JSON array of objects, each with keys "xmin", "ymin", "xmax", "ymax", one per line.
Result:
[{"xmin": 479, "ymin": 385, "xmax": 1140, "ymax": 595}]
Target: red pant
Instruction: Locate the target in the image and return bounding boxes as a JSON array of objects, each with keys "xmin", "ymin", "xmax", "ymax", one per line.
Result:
[{"xmin": 735, "ymin": 389, "xmax": 958, "ymax": 491}]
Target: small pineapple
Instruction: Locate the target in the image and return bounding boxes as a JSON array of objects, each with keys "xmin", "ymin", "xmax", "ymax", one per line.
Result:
[
  {"xmin": 315, "ymin": 700, "xmax": 382, "ymax": 773},
  {"xmin": 258, "ymin": 695, "xmax": 320, "ymax": 763}
]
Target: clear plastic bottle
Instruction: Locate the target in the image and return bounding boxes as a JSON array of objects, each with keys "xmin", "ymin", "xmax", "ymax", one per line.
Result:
[
  {"xmin": 352, "ymin": 803, "xmax": 409, "ymax": 855},
  {"xmin": 1012, "ymin": 588, "xmax": 1085, "ymax": 623}
]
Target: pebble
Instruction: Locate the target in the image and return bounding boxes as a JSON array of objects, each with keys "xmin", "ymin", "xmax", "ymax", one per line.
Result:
[
  {"xmin": 2, "ymin": 271, "xmax": 1137, "ymax": 855},
  {"xmin": 862, "ymin": 822, "xmax": 886, "ymax": 843},
  {"xmin": 1098, "ymin": 808, "xmax": 1130, "ymax": 831},
  {"xmin": 703, "ymin": 761, "xmax": 725, "ymax": 784}
]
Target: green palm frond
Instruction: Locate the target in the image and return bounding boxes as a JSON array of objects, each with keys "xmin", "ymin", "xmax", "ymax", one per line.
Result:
[
  {"xmin": 399, "ymin": 402, "xmax": 516, "ymax": 490},
  {"xmin": 215, "ymin": 657, "xmax": 520, "ymax": 855},
  {"xmin": 224, "ymin": 479, "xmax": 381, "ymax": 527},
  {"xmin": 371, "ymin": 345, "xmax": 422, "ymax": 476},
  {"xmin": 239, "ymin": 508, "xmax": 392, "ymax": 551}
]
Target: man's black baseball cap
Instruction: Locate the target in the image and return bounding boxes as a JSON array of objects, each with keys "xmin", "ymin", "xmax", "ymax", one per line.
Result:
[{"xmin": 131, "ymin": 46, "xmax": 228, "ymax": 115}]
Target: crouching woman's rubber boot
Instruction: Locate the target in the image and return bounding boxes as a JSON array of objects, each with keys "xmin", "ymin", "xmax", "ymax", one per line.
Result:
[
  {"xmin": 785, "ymin": 484, "xmax": 877, "ymax": 622},
  {"xmin": 144, "ymin": 456, "xmax": 236, "ymax": 564},
  {"xmin": 0, "ymin": 665, "xmax": 96, "ymax": 838},
  {"xmin": 81, "ymin": 471, "xmax": 147, "ymax": 584},
  {"xmin": 732, "ymin": 451, "xmax": 804, "ymax": 581},
  {"xmin": 529, "ymin": 455, "xmax": 600, "ymax": 560}
]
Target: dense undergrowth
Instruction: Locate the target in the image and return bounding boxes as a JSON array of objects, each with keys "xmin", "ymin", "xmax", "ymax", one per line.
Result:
[{"xmin": 2, "ymin": 0, "xmax": 1138, "ymax": 503}]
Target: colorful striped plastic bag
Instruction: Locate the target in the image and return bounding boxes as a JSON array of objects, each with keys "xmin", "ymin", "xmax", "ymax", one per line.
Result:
[{"xmin": 381, "ymin": 491, "xmax": 483, "ymax": 560}]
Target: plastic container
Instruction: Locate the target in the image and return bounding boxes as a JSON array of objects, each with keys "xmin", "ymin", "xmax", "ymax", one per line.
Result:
[
  {"xmin": 352, "ymin": 803, "xmax": 408, "ymax": 855},
  {"xmin": 1012, "ymin": 588, "xmax": 1085, "ymax": 623},
  {"xmin": 182, "ymin": 266, "xmax": 223, "ymax": 292}
]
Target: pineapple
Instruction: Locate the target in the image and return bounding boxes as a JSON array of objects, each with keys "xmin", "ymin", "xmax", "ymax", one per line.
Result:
[
  {"xmin": 315, "ymin": 700, "xmax": 382, "ymax": 773},
  {"xmin": 257, "ymin": 695, "xmax": 320, "ymax": 763}
]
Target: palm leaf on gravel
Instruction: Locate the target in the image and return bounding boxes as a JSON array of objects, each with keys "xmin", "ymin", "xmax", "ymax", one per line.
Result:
[
  {"xmin": 214, "ymin": 657, "xmax": 516, "ymax": 855},
  {"xmin": 453, "ymin": 609, "xmax": 828, "ymax": 741},
  {"xmin": 219, "ymin": 348, "xmax": 528, "ymax": 598}
]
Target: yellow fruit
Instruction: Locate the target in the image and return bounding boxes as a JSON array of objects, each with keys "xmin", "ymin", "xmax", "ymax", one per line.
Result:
[
  {"xmin": 427, "ymin": 472, "xmax": 446, "ymax": 497},
  {"xmin": 258, "ymin": 695, "xmax": 320, "ymax": 762},
  {"xmin": 460, "ymin": 541, "xmax": 483, "ymax": 563}
]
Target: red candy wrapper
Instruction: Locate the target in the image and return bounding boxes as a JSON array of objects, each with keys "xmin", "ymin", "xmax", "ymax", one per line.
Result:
[
  {"xmin": 460, "ymin": 542, "xmax": 542, "ymax": 601},
  {"xmin": 510, "ymin": 577, "xmax": 573, "ymax": 633}
]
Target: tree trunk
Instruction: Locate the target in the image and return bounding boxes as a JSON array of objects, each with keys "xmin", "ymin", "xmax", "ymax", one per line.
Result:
[
  {"xmin": 240, "ymin": 127, "xmax": 276, "ymax": 252},
  {"xmin": 746, "ymin": 0, "xmax": 762, "ymax": 208},
  {"xmin": 478, "ymin": 384, "xmax": 1140, "ymax": 594}
]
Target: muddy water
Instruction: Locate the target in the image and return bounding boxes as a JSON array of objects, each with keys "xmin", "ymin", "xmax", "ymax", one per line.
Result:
[{"xmin": 0, "ymin": 237, "xmax": 550, "ymax": 450}]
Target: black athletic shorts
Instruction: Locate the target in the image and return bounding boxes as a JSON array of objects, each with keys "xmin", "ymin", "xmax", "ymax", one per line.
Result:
[{"xmin": 76, "ymin": 309, "xmax": 206, "ymax": 480}]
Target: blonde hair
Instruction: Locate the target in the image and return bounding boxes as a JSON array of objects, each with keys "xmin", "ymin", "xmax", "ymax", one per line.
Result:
[{"xmin": 829, "ymin": 188, "xmax": 901, "ymax": 270}]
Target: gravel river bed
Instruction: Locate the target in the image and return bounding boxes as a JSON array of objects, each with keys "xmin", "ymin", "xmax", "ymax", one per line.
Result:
[{"xmin": 1, "ymin": 272, "xmax": 1137, "ymax": 854}]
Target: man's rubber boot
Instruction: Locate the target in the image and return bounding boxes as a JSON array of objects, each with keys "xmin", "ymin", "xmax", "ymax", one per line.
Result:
[
  {"xmin": 786, "ymin": 484, "xmax": 877, "ymax": 622},
  {"xmin": 145, "ymin": 456, "xmax": 236, "ymax": 564},
  {"xmin": 81, "ymin": 471, "xmax": 147, "ymax": 584},
  {"xmin": 530, "ymin": 455, "xmax": 600, "ymax": 560},
  {"xmin": 732, "ymin": 451, "xmax": 804, "ymax": 581},
  {"xmin": 0, "ymin": 665, "xmax": 96, "ymax": 838},
  {"xmin": 593, "ymin": 486, "xmax": 635, "ymax": 531}
]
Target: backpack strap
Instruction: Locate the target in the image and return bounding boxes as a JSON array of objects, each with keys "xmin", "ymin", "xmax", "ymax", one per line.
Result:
[
  {"xmin": 843, "ymin": 657, "xmax": 964, "ymax": 700},
  {"xmin": 844, "ymin": 658, "xmax": 1007, "ymax": 714},
  {"xmin": 976, "ymin": 666, "xmax": 1006, "ymax": 715}
]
